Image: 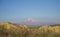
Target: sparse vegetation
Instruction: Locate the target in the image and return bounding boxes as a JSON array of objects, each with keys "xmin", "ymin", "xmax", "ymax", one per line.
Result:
[{"xmin": 0, "ymin": 22, "xmax": 60, "ymax": 37}]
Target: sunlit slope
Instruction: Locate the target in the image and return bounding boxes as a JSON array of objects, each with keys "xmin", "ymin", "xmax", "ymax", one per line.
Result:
[
  {"xmin": 0, "ymin": 22, "xmax": 29, "ymax": 37},
  {"xmin": 0, "ymin": 22, "xmax": 60, "ymax": 37},
  {"xmin": 0, "ymin": 22, "xmax": 29, "ymax": 30},
  {"xmin": 38, "ymin": 25, "xmax": 60, "ymax": 33}
]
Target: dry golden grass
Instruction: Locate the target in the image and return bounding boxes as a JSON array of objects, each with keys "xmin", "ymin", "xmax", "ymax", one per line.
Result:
[{"xmin": 0, "ymin": 22, "xmax": 60, "ymax": 37}]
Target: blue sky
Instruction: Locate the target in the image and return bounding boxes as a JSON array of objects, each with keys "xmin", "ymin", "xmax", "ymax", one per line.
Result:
[{"xmin": 0, "ymin": 0, "xmax": 60, "ymax": 24}]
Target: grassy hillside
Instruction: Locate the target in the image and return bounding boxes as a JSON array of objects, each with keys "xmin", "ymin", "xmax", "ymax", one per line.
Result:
[{"xmin": 0, "ymin": 22, "xmax": 60, "ymax": 37}]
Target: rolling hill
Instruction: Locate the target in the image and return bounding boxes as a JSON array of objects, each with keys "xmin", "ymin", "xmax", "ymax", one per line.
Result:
[{"xmin": 0, "ymin": 22, "xmax": 60, "ymax": 37}]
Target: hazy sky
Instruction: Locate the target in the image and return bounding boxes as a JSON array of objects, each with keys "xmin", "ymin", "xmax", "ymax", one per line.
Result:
[{"xmin": 0, "ymin": 0, "xmax": 60, "ymax": 24}]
